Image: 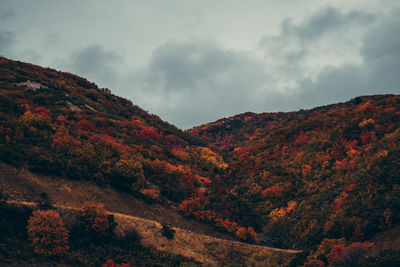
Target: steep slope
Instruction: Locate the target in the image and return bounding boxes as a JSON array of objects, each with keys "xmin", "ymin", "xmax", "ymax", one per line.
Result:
[
  {"xmin": 0, "ymin": 56, "xmax": 225, "ymax": 204},
  {"xmin": 188, "ymin": 95, "xmax": 400, "ymax": 263}
]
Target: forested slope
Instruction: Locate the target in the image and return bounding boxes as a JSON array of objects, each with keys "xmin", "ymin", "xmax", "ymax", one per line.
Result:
[{"xmin": 188, "ymin": 94, "xmax": 400, "ymax": 265}]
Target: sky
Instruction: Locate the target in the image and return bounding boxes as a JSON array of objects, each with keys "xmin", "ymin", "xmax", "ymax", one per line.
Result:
[{"xmin": 1, "ymin": 0, "xmax": 399, "ymax": 129}]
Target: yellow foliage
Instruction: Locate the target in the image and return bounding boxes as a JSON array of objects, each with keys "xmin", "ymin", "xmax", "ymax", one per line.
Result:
[
  {"xmin": 19, "ymin": 111, "xmax": 49, "ymax": 127},
  {"xmin": 198, "ymin": 147, "xmax": 228, "ymax": 169},
  {"xmin": 359, "ymin": 118, "xmax": 375, "ymax": 127},
  {"xmin": 114, "ymin": 158, "xmax": 145, "ymax": 182},
  {"xmin": 268, "ymin": 207, "xmax": 286, "ymax": 222}
]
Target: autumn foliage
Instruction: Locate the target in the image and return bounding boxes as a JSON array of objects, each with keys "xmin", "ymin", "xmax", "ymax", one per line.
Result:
[
  {"xmin": 80, "ymin": 202, "xmax": 111, "ymax": 233},
  {"xmin": 140, "ymin": 128, "xmax": 159, "ymax": 140},
  {"xmin": 103, "ymin": 259, "xmax": 133, "ymax": 267},
  {"xmin": 1, "ymin": 57, "xmax": 400, "ymax": 257},
  {"xmin": 26, "ymin": 210, "xmax": 69, "ymax": 256}
]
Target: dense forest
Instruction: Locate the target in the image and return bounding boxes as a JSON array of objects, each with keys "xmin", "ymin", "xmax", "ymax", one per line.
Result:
[{"xmin": 0, "ymin": 57, "xmax": 399, "ymax": 266}]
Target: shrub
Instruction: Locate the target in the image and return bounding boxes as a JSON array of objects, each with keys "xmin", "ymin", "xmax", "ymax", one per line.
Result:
[
  {"xmin": 161, "ymin": 224, "xmax": 175, "ymax": 240},
  {"xmin": 26, "ymin": 210, "xmax": 69, "ymax": 256},
  {"xmin": 103, "ymin": 258, "xmax": 133, "ymax": 267},
  {"xmin": 80, "ymin": 202, "xmax": 111, "ymax": 233},
  {"xmin": 328, "ymin": 242, "xmax": 374, "ymax": 267},
  {"xmin": 140, "ymin": 128, "xmax": 159, "ymax": 140}
]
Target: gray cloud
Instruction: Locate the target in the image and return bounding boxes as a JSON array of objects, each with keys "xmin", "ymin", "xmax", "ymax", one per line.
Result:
[
  {"xmin": 0, "ymin": 7, "xmax": 15, "ymax": 21},
  {"xmin": 294, "ymin": 8, "xmax": 400, "ymax": 107},
  {"xmin": 60, "ymin": 44, "xmax": 123, "ymax": 88},
  {"xmin": 0, "ymin": 30, "xmax": 14, "ymax": 56},
  {"xmin": 281, "ymin": 7, "xmax": 376, "ymax": 42},
  {"xmin": 259, "ymin": 6, "xmax": 377, "ymax": 87},
  {"xmin": 0, "ymin": 6, "xmax": 15, "ymax": 56},
  {"xmin": 128, "ymin": 6, "xmax": 399, "ymax": 128},
  {"xmin": 129, "ymin": 39, "xmax": 274, "ymax": 128}
]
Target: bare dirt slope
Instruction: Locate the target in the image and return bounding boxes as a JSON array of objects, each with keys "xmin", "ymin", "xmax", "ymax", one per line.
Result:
[
  {"xmin": 0, "ymin": 162, "xmax": 301, "ymax": 265},
  {"xmin": 0, "ymin": 161, "xmax": 231, "ymax": 239}
]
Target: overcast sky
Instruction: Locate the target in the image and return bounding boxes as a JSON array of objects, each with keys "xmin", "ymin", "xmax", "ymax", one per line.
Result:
[{"xmin": 1, "ymin": 0, "xmax": 399, "ymax": 128}]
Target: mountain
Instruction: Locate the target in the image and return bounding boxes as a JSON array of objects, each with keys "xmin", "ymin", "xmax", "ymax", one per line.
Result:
[
  {"xmin": 188, "ymin": 94, "xmax": 400, "ymax": 265},
  {"xmin": 0, "ymin": 57, "xmax": 277, "ymax": 266},
  {"xmin": 0, "ymin": 56, "xmax": 223, "ymax": 203},
  {"xmin": 0, "ymin": 57, "xmax": 399, "ymax": 266}
]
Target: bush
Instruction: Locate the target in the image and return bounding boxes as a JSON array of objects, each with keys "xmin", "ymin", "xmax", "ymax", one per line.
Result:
[
  {"xmin": 161, "ymin": 224, "xmax": 175, "ymax": 240},
  {"xmin": 26, "ymin": 210, "xmax": 69, "ymax": 256},
  {"xmin": 80, "ymin": 202, "xmax": 112, "ymax": 233}
]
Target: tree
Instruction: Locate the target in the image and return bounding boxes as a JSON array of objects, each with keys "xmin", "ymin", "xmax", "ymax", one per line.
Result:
[
  {"xmin": 26, "ymin": 210, "xmax": 69, "ymax": 256},
  {"xmin": 80, "ymin": 202, "xmax": 111, "ymax": 233}
]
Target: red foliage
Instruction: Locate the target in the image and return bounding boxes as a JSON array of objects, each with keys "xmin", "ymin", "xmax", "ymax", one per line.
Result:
[
  {"xmin": 140, "ymin": 128, "xmax": 159, "ymax": 140},
  {"xmin": 327, "ymin": 242, "xmax": 373, "ymax": 266},
  {"xmin": 331, "ymin": 192, "xmax": 348, "ymax": 211},
  {"xmin": 81, "ymin": 202, "xmax": 110, "ymax": 233},
  {"xmin": 33, "ymin": 106, "xmax": 51, "ymax": 117},
  {"xmin": 179, "ymin": 197, "xmax": 205, "ymax": 216},
  {"xmin": 360, "ymin": 131, "xmax": 373, "ymax": 144},
  {"xmin": 261, "ymin": 182, "xmax": 292, "ymax": 199},
  {"xmin": 345, "ymin": 183, "xmax": 357, "ymax": 192},
  {"xmin": 357, "ymin": 102, "xmax": 374, "ymax": 112},
  {"xmin": 179, "ymin": 197, "xmax": 258, "ymax": 243},
  {"xmin": 246, "ymin": 227, "xmax": 258, "ymax": 243},
  {"xmin": 103, "ymin": 259, "xmax": 133, "ymax": 267},
  {"xmin": 77, "ymin": 119, "xmax": 95, "ymax": 131},
  {"xmin": 56, "ymin": 115, "xmax": 68, "ymax": 122},
  {"xmin": 352, "ymin": 224, "xmax": 364, "ymax": 241},
  {"xmin": 383, "ymin": 107, "xmax": 396, "ymax": 113},
  {"xmin": 295, "ymin": 132, "xmax": 308, "ymax": 144},
  {"xmin": 234, "ymin": 146, "xmax": 256, "ymax": 159},
  {"xmin": 26, "ymin": 210, "xmax": 69, "ymax": 256}
]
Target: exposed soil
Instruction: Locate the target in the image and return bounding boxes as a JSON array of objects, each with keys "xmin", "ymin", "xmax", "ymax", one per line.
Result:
[
  {"xmin": 0, "ymin": 161, "xmax": 301, "ymax": 265},
  {"xmin": 0, "ymin": 161, "xmax": 232, "ymax": 239}
]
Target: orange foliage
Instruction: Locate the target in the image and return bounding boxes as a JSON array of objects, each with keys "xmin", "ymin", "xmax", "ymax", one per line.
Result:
[
  {"xmin": 140, "ymin": 189, "xmax": 160, "ymax": 200},
  {"xmin": 261, "ymin": 182, "xmax": 292, "ymax": 199},
  {"xmin": 171, "ymin": 147, "xmax": 191, "ymax": 161}
]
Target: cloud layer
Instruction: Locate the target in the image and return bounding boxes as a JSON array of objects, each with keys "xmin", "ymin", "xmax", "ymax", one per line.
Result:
[
  {"xmin": 129, "ymin": 40, "xmax": 273, "ymax": 128},
  {"xmin": 0, "ymin": 1, "xmax": 398, "ymax": 128},
  {"xmin": 128, "ymin": 6, "xmax": 398, "ymax": 128},
  {"xmin": 294, "ymin": 8, "xmax": 400, "ymax": 107}
]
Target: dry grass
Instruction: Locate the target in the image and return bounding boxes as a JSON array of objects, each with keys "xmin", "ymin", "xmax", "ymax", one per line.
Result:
[{"xmin": 0, "ymin": 162, "xmax": 300, "ymax": 265}]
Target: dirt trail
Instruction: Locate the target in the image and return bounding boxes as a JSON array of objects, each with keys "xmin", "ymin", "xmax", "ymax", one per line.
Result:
[
  {"xmin": 6, "ymin": 199, "xmax": 301, "ymax": 266},
  {"xmin": 1, "ymin": 162, "xmax": 301, "ymax": 265}
]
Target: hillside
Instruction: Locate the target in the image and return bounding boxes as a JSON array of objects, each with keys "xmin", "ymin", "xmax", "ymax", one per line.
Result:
[
  {"xmin": 0, "ymin": 57, "xmax": 269, "ymax": 265},
  {"xmin": 188, "ymin": 94, "xmax": 400, "ymax": 265},
  {"xmin": 0, "ymin": 162, "xmax": 299, "ymax": 266},
  {"xmin": 0, "ymin": 56, "xmax": 227, "ymax": 204},
  {"xmin": 1, "ymin": 57, "xmax": 399, "ymax": 266}
]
